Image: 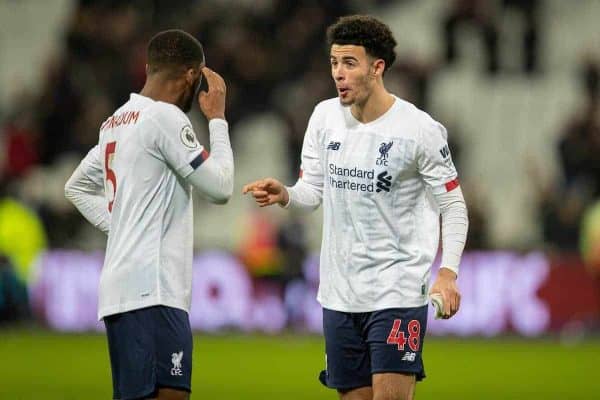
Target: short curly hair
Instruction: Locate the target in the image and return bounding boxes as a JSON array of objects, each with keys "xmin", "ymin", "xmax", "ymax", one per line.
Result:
[
  {"xmin": 326, "ymin": 15, "xmax": 397, "ymax": 72},
  {"xmin": 147, "ymin": 29, "xmax": 204, "ymax": 74}
]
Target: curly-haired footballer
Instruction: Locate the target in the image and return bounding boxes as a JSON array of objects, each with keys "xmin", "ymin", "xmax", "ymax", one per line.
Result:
[{"xmin": 244, "ymin": 15, "xmax": 468, "ymax": 400}]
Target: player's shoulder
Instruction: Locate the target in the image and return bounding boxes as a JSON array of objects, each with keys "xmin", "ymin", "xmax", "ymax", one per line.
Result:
[
  {"xmin": 146, "ymin": 100, "xmax": 190, "ymax": 128},
  {"xmin": 391, "ymin": 96, "xmax": 436, "ymax": 125},
  {"xmin": 309, "ymin": 97, "xmax": 345, "ymax": 126},
  {"xmin": 392, "ymin": 96, "xmax": 447, "ymax": 140},
  {"xmin": 314, "ymin": 97, "xmax": 340, "ymax": 113}
]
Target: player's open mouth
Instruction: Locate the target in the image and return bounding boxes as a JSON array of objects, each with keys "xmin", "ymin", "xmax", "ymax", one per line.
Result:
[{"xmin": 338, "ymin": 87, "xmax": 349, "ymax": 96}]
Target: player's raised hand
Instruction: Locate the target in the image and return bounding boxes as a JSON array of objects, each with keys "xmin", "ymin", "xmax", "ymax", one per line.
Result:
[
  {"xmin": 198, "ymin": 67, "xmax": 226, "ymax": 120},
  {"xmin": 429, "ymin": 268, "xmax": 461, "ymax": 319},
  {"xmin": 242, "ymin": 178, "xmax": 289, "ymax": 207}
]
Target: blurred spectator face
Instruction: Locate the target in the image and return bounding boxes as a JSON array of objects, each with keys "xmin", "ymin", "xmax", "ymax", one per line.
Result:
[{"xmin": 330, "ymin": 44, "xmax": 382, "ymax": 107}]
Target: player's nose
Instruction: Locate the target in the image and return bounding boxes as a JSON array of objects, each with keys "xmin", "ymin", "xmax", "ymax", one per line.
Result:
[{"xmin": 332, "ymin": 65, "xmax": 344, "ymax": 81}]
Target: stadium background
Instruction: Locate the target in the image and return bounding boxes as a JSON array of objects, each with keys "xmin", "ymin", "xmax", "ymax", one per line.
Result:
[{"xmin": 0, "ymin": 0, "xmax": 599, "ymax": 398}]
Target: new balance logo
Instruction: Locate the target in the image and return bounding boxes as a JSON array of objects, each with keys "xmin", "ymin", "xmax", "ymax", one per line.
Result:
[
  {"xmin": 401, "ymin": 352, "xmax": 416, "ymax": 362},
  {"xmin": 439, "ymin": 145, "xmax": 450, "ymax": 159},
  {"xmin": 376, "ymin": 171, "xmax": 392, "ymax": 192},
  {"xmin": 171, "ymin": 351, "xmax": 184, "ymax": 376},
  {"xmin": 327, "ymin": 141, "xmax": 341, "ymax": 150}
]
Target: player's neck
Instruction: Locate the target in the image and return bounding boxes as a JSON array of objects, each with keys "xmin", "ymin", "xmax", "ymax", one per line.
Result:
[
  {"xmin": 140, "ymin": 78, "xmax": 181, "ymax": 106},
  {"xmin": 350, "ymin": 86, "xmax": 394, "ymax": 124}
]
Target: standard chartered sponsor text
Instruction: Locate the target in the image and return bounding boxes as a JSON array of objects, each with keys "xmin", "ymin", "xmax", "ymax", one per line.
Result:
[{"xmin": 328, "ymin": 163, "xmax": 375, "ymax": 192}]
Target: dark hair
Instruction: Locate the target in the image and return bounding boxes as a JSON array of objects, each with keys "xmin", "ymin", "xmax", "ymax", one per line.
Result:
[
  {"xmin": 147, "ymin": 29, "xmax": 204, "ymax": 74},
  {"xmin": 326, "ymin": 15, "xmax": 397, "ymax": 72}
]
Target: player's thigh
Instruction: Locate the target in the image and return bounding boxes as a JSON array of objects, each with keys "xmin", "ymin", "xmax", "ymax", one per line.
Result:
[
  {"xmin": 156, "ymin": 387, "xmax": 190, "ymax": 400},
  {"xmin": 153, "ymin": 306, "xmax": 193, "ymax": 393},
  {"xmin": 320, "ymin": 308, "xmax": 372, "ymax": 391},
  {"xmin": 372, "ymin": 372, "xmax": 415, "ymax": 400},
  {"xmin": 366, "ymin": 306, "xmax": 428, "ymax": 381},
  {"xmin": 104, "ymin": 310, "xmax": 156, "ymax": 400},
  {"xmin": 338, "ymin": 386, "xmax": 373, "ymax": 400}
]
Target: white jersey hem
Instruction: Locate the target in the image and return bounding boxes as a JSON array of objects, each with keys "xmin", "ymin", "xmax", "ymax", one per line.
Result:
[
  {"xmin": 98, "ymin": 298, "xmax": 190, "ymax": 320},
  {"xmin": 317, "ymin": 298, "xmax": 428, "ymax": 313}
]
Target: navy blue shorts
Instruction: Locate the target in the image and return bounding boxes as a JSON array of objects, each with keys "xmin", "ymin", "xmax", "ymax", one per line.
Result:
[
  {"xmin": 104, "ymin": 306, "xmax": 193, "ymax": 400},
  {"xmin": 319, "ymin": 305, "xmax": 428, "ymax": 391}
]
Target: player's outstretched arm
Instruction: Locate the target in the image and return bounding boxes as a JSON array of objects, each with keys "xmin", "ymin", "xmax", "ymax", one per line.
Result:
[
  {"xmin": 64, "ymin": 145, "xmax": 110, "ymax": 234},
  {"xmin": 243, "ymin": 177, "xmax": 323, "ymax": 211},
  {"xmin": 242, "ymin": 178, "xmax": 289, "ymax": 207}
]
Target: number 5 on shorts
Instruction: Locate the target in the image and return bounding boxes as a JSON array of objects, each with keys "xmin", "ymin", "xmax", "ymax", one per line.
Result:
[{"xmin": 386, "ymin": 319, "xmax": 421, "ymax": 352}]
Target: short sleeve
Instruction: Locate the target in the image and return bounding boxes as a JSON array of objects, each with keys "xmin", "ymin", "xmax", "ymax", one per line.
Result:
[
  {"xmin": 416, "ymin": 118, "xmax": 459, "ymax": 194},
  {"xmin": 298, "ymin": 106, "xmax": 324, "ymax": 188},
  {"xmin": 146, "ymin": 106, "xmax": 207, "ymax": 178}
]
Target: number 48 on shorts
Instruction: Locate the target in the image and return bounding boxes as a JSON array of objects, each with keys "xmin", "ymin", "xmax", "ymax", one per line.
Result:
[{"xmin": 386, "ymin": 319, "xmax": 421, "ymax": 352}]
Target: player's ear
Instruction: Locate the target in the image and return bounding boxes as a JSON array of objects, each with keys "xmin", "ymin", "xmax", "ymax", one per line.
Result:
[
  {"xmin": 184, "ymin": 68, "xmax": 196, "ymax": 85},
  {"xmin": 372, "ymin": 59, "xmax": 385, "ymax": 77}
]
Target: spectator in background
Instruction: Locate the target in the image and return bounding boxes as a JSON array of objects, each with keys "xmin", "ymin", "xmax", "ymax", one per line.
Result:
[
  {"xmin": 558, "ymin": 103, "xmax": 600, "ymax": 193},
  {"xmin": 538, "ymin": 181, "xmax": 591, "ymax": 251},
  {"xmin": 277, "ymin": 213, "xmax": 308, "ymax": 284},
  {"xmin": 0, "ymin": 180, "xmax": 47, "ymax": 285},
  {"xmin": 238, "ymin": 213, "xmax": 283, "ymax": 277},
  {"xmin": 581, "ymin": 56, "xmax": 599, "ymax": 104},
  {"xmin": 387, "ymin": 56, "xmax": 439, "ymax": 112},
  {"xmin": 442, "ymin": 0, "xmax": 541, "ymax": 75},
  {"xmin": 537, "ymin": 55, "xmax": 600, "ymax": 250},
  {"xmin": 0, "ymin": 255, "xmax": 30, "ymax": 324},
  {"xmin": 1, "ymin": 93, "xmax": 40, "ymax": 179},
  {"xmin": 461, "ymin": 186, "xmax": 490, "ymax": 250},
  {"xmin": 502, "ymin": 0, "xmax": 541, "ymax": 75},
  {"xmin": 557, "ymin": 56, "xmax": 600, "ymax": 193},
  {"xmin": 579, "ymin": 199, "xmax": 600, "ymax": 328},
  {"xmin": 442, "ymin": 0, "xmax": 500, "ymax": 75}
]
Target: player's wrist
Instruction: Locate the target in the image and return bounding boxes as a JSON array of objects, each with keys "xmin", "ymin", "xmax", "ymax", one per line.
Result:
[
  {"xmin": 438, "ymin": 267, "xmax": 458, "ymax": 280},
  {"xmin": 278, "ymin": 187, "xmax": 290, "ymax": 208},
  {"xmin": 208, "ymin": 118, "xmax": 228, "ymax": 129}
]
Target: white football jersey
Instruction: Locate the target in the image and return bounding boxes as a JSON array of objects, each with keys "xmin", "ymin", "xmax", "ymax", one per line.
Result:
[
  {"xmin": 79, "ymin": 94, "xmax": 207, "ymax": 319},
  {"xmin": 300, "ymin": 96, "xmax": 459, "ymax": 312}
]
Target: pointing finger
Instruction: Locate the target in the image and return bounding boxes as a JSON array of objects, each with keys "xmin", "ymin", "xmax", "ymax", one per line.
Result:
[
  {"xmin": 242, "ymin": 181, "xmax": 262, "ymax": 194},
  {"xmin": 252, "ymin": 191, "xmax": 268, "ymax": 199}
]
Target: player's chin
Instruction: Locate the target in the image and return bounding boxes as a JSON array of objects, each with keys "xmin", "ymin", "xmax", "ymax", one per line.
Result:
[{"xmin": 338, "ymin": 97, "xmax": 354, "ymax": 106}]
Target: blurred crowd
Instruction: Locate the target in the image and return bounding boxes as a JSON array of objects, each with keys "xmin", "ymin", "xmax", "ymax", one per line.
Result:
[
  {"xmin": 2, "ymin": 0, "xmax": 600, "ymax": 322},
  {"xmin": 1, "ymin": 0, "xmax": 355, "ymax": 247},
  {"xmin": 537, "ymin": 57, "xmax": 600, "ymax": 253}
]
